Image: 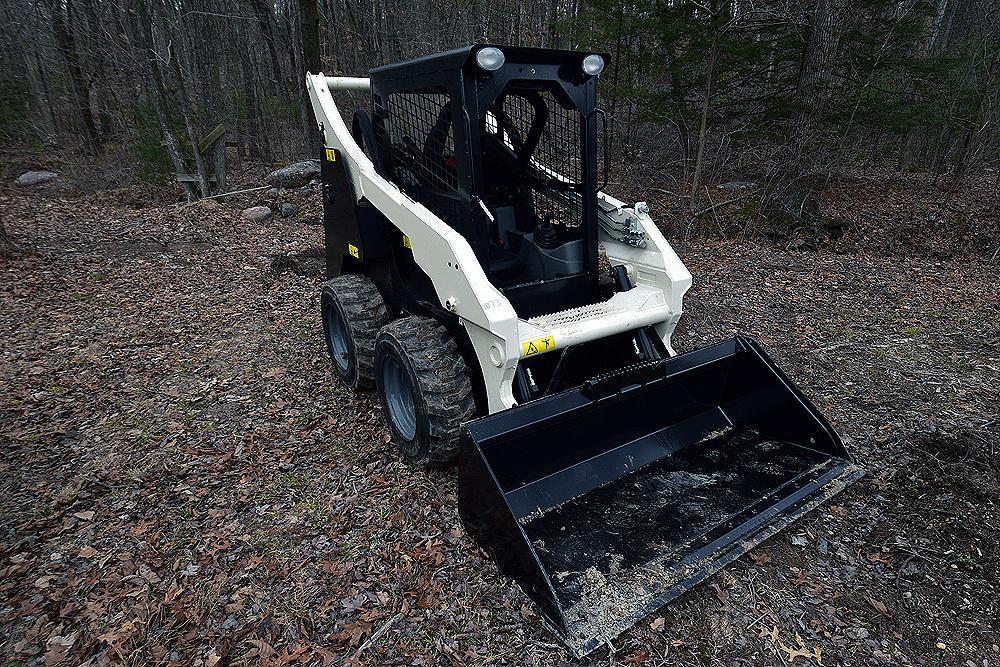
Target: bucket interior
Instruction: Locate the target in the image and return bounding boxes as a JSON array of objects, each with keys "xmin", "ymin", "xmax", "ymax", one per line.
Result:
[{"xmin": 460, "ymin": 338, "xmax": 861, "ymax": 655}]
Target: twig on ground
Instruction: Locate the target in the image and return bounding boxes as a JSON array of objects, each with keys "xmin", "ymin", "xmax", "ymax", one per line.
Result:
[
  {"xmin": 200, "ymin": 184, "xmax": 271, "ymax": 201},
  {"xmin": 111, "ymin": 339, "xmax": 177, "ymax": 349},
  {"xmin": 703, "ymin": 186, "xmax": 726, "ymax": 237},
  {"xmin": 354, "ymin": 612, "xmax": 402, "ymax": 658}
]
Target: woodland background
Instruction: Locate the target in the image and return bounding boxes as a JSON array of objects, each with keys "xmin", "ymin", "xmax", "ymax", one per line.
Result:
[
  {"xmin": 1, "ymin": 0, "xmax": 998, "ymax": 226},
  {"xmin": 2, "ymin": 2, "xmax": 999, "ymax": 665}
]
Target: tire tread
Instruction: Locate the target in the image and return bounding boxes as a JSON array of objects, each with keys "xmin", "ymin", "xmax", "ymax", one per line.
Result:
[
  {"xmin": 378, "ymin": 316, "xmax": 475, "ymax": 464},
  {"xmin": 322, "ymin": 274, "xmax": 389, "ymax": 389}
]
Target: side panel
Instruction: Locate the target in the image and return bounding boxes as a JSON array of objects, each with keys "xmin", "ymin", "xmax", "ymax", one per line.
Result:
[{"xmin": 321, "ymin": 148, "xmax": 362, "ymax": 277}]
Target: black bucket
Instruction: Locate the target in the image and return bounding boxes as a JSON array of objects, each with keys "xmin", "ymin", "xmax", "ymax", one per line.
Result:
[{"xmin": 459, "ymin": 336, "xmax": 862, "ymax": 656}]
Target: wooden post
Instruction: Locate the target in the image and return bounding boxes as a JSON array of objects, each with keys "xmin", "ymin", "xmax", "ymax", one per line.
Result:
[
  {"xmin": 171, "ymin": 124, "xmax": 228, "ymax": 196},
  {"xmin": 198, "ymin": 124, "xmax": 227, "ymax": 194}
]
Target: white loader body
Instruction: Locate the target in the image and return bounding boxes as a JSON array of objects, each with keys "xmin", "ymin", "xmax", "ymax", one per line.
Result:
[{"xmin": 306, "ymin": 73, "xmax": 692, "ymax": 414}]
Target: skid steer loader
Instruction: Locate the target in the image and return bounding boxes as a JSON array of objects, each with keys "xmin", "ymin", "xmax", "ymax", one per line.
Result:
[{"xmin": 306, "ymin": 45, "xmax": 862, "ymax": 656}]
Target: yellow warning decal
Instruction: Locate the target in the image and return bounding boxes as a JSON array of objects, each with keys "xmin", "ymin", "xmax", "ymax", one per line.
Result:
[
  {"xmin": 347, "ymin": 243, "xmax": 360, "ymax": 259},
  {"xmin": 402, "ymin": 235, "xmax": 411, "ymax": 249},
  {"xmin": 521, "ymin": 335, "xmax": 556, "ymax": 356},
  {"xmin": 325, "ymin": 148, "xmax": 336, "ymax": 162}
]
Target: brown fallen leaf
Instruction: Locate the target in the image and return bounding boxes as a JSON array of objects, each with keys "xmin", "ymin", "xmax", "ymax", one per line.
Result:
[
  {"xmin": 78, "ymin": 546, "xmax": 97, "ymax": 558},
  {"xmin": 72, "ymin": 511, "xmax": 95, "ymax": 521},
  {"xmin": 779, "ymin": 633, "xmax": 823, "ymax": 665},
  {"xmin": 710, "ymin": 581, "xmax": 731, "ymax": 603},
  {"xmin": 332, "ymin": 621, "xmax": 371, "ymax": 647},
  {"xmin": 759, "ymin": 625, "xmax": 779, "ymax": 643},
  {"xmin": 650, "ymin": 616, "xmax": 665, "ymax": 631},
  {"xmin": 622, "ymin": 648, "xmax": 650, "ymax": 664},
  {"xmin": 868, "ymin": 596, "xmax": 890, "ymax": 615},
  {"xmin": 43, "ymin": 632, "xmax": 77, "ymax": 667}
]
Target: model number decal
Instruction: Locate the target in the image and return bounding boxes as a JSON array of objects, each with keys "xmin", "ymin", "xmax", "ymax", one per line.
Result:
[
  {"xmin": 325, "ymin": 148, "xmax": 336, "ymax": 161},
  {"xmin": 347, "ymin": 243, "xmax": 360, "ymax": 258},
  {"xmin": 521, "ymin": 335, "xmax": 555, "ymax": 356}
]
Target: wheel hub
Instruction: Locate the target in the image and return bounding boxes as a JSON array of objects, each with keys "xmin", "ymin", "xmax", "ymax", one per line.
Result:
[
  {"xmin": 382, "ymin": 357, "xmax": 417, "ymax": 440},
  {"xmin": 325, "ymin": 304, "xmax": 350, "ymax": 372}
]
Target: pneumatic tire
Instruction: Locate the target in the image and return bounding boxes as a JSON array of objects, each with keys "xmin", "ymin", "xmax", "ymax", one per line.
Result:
[
  {"xmin": 374, "ymin": 316, "xmax": 476, "ymax": 465},
  {"xmin": 321, "ymin": 274, "xmax": 389, "ymax": 390}
]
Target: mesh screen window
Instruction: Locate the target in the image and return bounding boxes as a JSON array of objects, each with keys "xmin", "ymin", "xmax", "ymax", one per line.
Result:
[
  {"xmin": 496, "ymin": 91, "xmax": 584, "ymax": 227},
  {"xmin": 376, "ymin": 89, "xmax": 459, "ymax": 194},
  {"xmin": 503, "ymin": 91, "xmax": 583, "ymax": 185}
]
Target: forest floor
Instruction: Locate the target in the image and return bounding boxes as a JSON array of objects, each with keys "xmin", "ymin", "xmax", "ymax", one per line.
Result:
[{"xmin": 1, "ymin": 178, "xmax": 998, "ymax": 667}]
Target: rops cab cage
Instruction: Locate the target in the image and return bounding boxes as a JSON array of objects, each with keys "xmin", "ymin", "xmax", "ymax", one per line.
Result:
[
  {"xmin": 366, "ymin": 46, "xmax": 608, "ymax": 320},
  {"xmin": 305, "ymin": 45, "xmax": 862, "ymax": 656}
]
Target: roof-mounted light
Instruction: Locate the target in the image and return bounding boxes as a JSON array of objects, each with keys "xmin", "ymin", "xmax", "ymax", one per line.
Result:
[
  {"xmin": 582, "ymin": 54, "xmax": 605, "ymax": 76},
  {"xmin": 476, "ymin": 47, "xmax": 505, "ymax": 71}
]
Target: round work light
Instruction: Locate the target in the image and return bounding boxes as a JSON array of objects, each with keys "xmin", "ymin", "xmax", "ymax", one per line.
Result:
[
  {"xmin": 476, "ymin": 47, "xmax": 505, "ymax": 71},
  {"xmin": 582, "ymin": 54, "xmax": 605, "ymax": 76}
]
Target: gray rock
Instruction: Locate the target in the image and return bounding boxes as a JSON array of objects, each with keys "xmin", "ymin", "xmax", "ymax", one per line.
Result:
[
  {"xmin": 280, "ymin": 202, "xmax": 299, "ymax": 218},
  {"xmin": 718, "ymin": 180, "xmax": 757, "ymax": 190},
  {"xmin": 268, "ymin": 160, "xmax": 320, "ymax": 189},
  {"xmin": 241, "ymin": 205, "xmax": 272, "ymax": 222},
  {"xmin": 266, "ymin": 187, "xmax": 280, "ymax": 200},
  {"xmin": 14, "ymin": 170, "xmax": 58, "ymax": 186}
]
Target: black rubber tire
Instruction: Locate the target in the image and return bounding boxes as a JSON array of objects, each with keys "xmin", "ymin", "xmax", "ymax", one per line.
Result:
[
  {"xmin": 374, "ymin": 316, "xmax": 476, "ymax": 465},
  {"xmin": 320, "ymin": 274, "xmax": 389, "ymax": 390}
]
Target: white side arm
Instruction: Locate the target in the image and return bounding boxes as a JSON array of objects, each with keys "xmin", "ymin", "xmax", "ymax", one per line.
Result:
[{"xmin": 306, "ymin": 73, "xmax": 522, "ymax": 413}]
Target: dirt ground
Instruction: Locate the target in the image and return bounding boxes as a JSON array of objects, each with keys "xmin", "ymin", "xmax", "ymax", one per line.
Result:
[{"xmin": 1, "ymin": 183, "xmax": 998, "ymax": 667}]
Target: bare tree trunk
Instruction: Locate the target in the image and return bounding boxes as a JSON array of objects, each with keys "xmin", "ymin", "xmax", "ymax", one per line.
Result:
[
  {"xmin": 240, "ymin": 45, "xmax": 272, "ymax": 162},
  {"xmin": 249, "ymin": 0, "xmax": 284, "ymax": 93},
  {"xmin": 26, "ymin": 48, "xmax": 57, "ymax": 140},
  {"xmin": 952, "ymin": 46, "xmax": 1000, "ymax": 183},
  {"xmin": 900, "ymin": 0, "xmax": 950, "ymax": 170},
  {"xmin": 52, "ymin": 0, "xmax": 101, "ymax": 154},
  {"xmin": 171, "ymin": 57, "xmax": 209, "ymax": 198},
  {"xmin": 299, "ymin": 0, "xmax": 322, "ymax": 152},
  {"xmin": 690, "ymin": 5, "xmax": 723, "ymax": 210},
  {"xmin": 793, "ymin": 0, "xmax": 846, "ymax": 167},
  {"xmin": 137, "ymin": 0, "xmax": 196, "ymax": 199}
]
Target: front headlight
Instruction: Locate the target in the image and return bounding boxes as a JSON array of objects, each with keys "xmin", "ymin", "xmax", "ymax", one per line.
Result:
[
  {"xmin": 476, "ymin": 47, "xmax": 505, "ymax": 71},
  {"xmin": 582, "ymin": 54, "xmax": 605, "ymax": 76}
]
